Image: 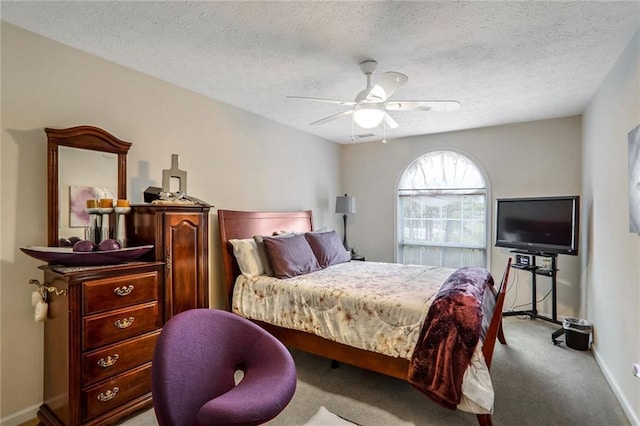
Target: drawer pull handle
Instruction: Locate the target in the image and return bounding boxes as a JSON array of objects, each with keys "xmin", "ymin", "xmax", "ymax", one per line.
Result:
[
  {"xmin": 114, "ymin": 317, "xmax": 134, "ymax": 329},
  {"xmin": 114, "ymin": 285, "xmax": 134, "ymax": 296},
  {"xmin": 97, "ymin": 354, "xmax": 119, "ymax": 368},
  {"xmin": 97, "ymin": 387, "xmax": 119, "ymax": 402}
]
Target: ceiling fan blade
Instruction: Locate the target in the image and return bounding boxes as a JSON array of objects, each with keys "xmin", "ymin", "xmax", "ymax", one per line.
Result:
[
  {"xmin": 384, "ymin": 100, "xmax": 460, "ymax": 112},
  {"xmin": 287, "ymin": 96, "xmax": 356, "ymax": 106},
  {"xmin": 366, "ymin": 72, "xmax": 408, "ymax": 102},
  {"xmin": 384, "ymin": 112, "xmax": 399, "ymax": 129},
  {"xmin": 309, "ymin": 109, "xmax": 354, "ymax": 126}
]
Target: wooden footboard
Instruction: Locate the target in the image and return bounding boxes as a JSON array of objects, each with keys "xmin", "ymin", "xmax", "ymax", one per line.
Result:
[
  {"xmin": 255, "ymin": 320, "xmax": 410, "ymax": 380},
  {"xmin": 218, "ymin": 209, "xmax": 510, "ymax": 426}
]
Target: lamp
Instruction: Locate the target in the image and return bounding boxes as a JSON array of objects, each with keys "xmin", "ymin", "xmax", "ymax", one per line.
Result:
[
  {"xmin": 335, "ymin": 194, "xmax": 356, "ymax": 252},
  {"xmin": 353, "ymin": 103, "xmax": 384, "ymax": 129}
]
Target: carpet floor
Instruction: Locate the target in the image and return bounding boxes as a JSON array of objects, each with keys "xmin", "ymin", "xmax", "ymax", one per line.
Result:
[{"xmin": 119, "ymin": 317, "xmax": 630, "ymax": 426}]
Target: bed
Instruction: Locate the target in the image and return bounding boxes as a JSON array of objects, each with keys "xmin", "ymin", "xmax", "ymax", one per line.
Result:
[{"xmin": 218, "ymin": 209, "xmax": 509, "ymax": 426}]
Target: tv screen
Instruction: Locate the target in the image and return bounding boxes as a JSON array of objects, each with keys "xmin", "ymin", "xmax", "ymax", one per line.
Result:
[{"xmin": 495, "ymin": 196, "xmax": 579, "ymax": 255}]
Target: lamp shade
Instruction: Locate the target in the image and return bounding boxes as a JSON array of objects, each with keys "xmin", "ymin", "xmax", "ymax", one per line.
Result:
[
  {"xmin": 353, "ymin": 104, "xmax": 384, "ymax": 129},
  {"xmin": 335, "ymin": 194, "xmax": 356, "ymax": 214}
]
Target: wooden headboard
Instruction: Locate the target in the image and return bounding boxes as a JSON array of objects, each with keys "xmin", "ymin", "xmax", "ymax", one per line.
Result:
[{"xmin": 217, "ymin": 209, "xmax": 314, "ymax": 308}]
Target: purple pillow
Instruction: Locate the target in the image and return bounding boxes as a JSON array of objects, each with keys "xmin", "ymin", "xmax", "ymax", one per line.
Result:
[
  {"xmin": 304, "ymin": 231, "xmax": 351, "ymax": 267},
  {"xmin": 262, "ymin": 234, "xmax": 321, "ymax": 278}
]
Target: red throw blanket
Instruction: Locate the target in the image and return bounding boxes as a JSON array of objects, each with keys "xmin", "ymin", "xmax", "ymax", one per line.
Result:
[{"xmin": 407, "ymin": 266, "xmax": 494, "ymax": 410}]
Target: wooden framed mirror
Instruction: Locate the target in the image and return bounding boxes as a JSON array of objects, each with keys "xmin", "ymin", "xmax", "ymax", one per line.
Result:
[{"xmin": 46, "ymin": 126, "xmax": 131, "ymax": 247}]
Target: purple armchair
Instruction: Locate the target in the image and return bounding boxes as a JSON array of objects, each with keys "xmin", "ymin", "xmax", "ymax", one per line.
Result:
[{"xmin": 152, "ymin": 309, "xmax": 297, "ymax": 426}]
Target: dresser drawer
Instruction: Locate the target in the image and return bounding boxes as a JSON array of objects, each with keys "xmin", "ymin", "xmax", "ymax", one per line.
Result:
[
  {"xmin": 83, "ymin": 330, "xmax": 160, "ymax": 386},
  {"xmin": 83, "ymin": 302, "xmax": 160, "ymax": 351},
  {"xmin": 83, "ymin": 272, "xmax": 159, "ymax": 315},
  {"xmin": 82, "ymin": 362, "xmax": 152, "ymax": 422}
]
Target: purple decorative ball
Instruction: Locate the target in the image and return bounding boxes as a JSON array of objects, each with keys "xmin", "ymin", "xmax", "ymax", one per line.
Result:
[
  {"xmin": 72, "ymin": 240, "xmax": 97, "ymax": 252},
  {"xmin": 98, "ymin": 239, "xmax": 122, "ymax": 251}
]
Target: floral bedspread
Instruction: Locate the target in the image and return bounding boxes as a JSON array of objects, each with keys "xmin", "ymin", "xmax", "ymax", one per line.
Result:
[
  {"xmin": 232, "ymin": 261, "xmax": 452, "ymax": 359},
  {"xmin": 232, "ymin": 261, "xmax": 495, "ymax": 414}
]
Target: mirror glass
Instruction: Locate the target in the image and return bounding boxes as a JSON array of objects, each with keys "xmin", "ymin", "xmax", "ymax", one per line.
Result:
[
  {"xmin": 58, "ymin": 146, "xmax": 118, "ymax": 245},
  {"xmin": 47, "ymin": 126, "xmax": 131, "ymax": 247}
]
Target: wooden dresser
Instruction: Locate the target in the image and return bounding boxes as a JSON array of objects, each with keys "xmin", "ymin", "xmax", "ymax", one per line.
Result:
[
  {"xmin": 36, "ymin": 126, "xmax": 211, "ymax": 425},
  {"xmin": 128, "ymin": 203, "xmax": 210, "ymax": 320},
  {"xmin": 37, "ymin": 262, "xmax": 164, "ymax": 426}
]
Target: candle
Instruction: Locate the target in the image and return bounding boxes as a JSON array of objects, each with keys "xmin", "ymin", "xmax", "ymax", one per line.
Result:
[
  {"xmin": 117, "ymin": 199, "xmax": 130, "ymax": 207},
  {"xmin": 86, "ymin": 199, "xmax": 98, "ymax": 208},
  {"xmin": 99, "ymin": 198, "xmax": 113, "ymax": 208}
]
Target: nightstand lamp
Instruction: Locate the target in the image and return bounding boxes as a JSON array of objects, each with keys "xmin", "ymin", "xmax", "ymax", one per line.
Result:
[{"xmin": 335, "ymin": 194, "xmax": 355, "ymax": 252}]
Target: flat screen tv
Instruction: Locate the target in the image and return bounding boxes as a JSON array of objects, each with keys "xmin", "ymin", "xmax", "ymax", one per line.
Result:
[{"xmin": 495, "ymin": 196, "xmax": 579, "ymax": 255}]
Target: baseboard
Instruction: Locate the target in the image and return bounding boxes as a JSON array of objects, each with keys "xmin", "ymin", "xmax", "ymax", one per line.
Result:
[
  {"xmin": 592, "ymin": 346, "xmax": 639, "ymax": 425},
  {"xmin": 0, "ymin": 402, "xmax": 39, "ymax": 426}
]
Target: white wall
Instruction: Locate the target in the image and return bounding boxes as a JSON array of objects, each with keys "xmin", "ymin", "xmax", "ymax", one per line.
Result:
[
  {"xmin": 341, "ymin": 117, "xmax": 583, "ymax": 320},
  {"xmin": 0, "ymin": 23, "xmax": 341, "ymax": 424},
  {"xmin": 582, "ymin": 30, "xmax": 640, "ymax": 424}
]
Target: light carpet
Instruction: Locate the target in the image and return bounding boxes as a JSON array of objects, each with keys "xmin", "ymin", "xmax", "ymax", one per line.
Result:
[{"xmin": 119, "ymin": 317, "xmax": 629, "ymax": 426}]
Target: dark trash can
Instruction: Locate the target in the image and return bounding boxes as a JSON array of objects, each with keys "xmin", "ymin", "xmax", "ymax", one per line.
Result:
[{"xmin": 563, "ymin": 318, "xmax": 592, "ymax": 350}]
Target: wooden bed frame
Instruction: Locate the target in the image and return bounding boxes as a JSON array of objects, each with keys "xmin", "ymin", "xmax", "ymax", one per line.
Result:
[{"xmin": 218, "ymin": 209, "xmax": 509, "ymax": 426}]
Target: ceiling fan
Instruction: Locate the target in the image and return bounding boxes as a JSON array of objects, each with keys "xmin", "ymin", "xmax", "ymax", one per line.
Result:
[{"xmin": 287, "ymin": 60, "xmax": 460, "ymax": 131}]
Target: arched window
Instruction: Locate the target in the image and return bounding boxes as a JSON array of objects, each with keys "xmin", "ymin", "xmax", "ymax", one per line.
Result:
[{"xmin": 397, "ymin": 150, "xmax": 487, "ymax": 268}]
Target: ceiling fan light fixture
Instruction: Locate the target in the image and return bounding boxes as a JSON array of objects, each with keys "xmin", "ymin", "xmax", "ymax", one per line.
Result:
[
  {"xmin": 289, "ymin": 59, "xmax": 460, "ymax": 138},
  {"xmin": 353, "ymin": 103, "xmax": 384, "ymax": 129}
]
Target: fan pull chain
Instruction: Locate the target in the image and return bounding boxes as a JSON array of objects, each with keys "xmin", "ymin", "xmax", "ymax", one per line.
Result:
[
  {"xmin": 382, "ymin": 115, "xmax": 388, "ymax": 144},
  {"xmin": 351, "ymin": 115, "xmax": 355, "ymax": 142}
]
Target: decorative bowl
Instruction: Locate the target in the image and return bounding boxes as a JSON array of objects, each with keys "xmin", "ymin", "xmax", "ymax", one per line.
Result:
[{"xmin": 20, "ymin": 245, "xmax": 153, "ymax": 266}]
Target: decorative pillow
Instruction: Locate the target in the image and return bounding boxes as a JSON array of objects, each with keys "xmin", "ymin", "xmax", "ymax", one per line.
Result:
[
  {"xmin": 253, "ymin": 235, "xmax": 276, "ymax": 276},
  {"xmin": 229, "ymin": 238, "xmax": 265, "ymax": 277},
  {"xmin": 262, "ymin": 234, "xmax": 321, "ymax": 278},
  {"xmin": 304, "ymin": 230, "xmax": 351, "ymax": 267},
  {"xmin": 254, "ymin": 232, "xmax": 310, "ymax": 276}
]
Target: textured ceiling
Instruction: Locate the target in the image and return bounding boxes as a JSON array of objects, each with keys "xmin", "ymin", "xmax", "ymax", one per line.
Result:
[{"xmin": 2, "ymin": 1, "xmax": 639, "ymax": 144}]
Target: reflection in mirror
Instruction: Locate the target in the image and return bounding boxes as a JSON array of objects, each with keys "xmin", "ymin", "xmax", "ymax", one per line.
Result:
[
  {"xmin": 46, "ymin": 126, "xmax": 131, "ymax": 247},
  {"xmin": 58, "ymin": 146, "xmax": 118, "ymax": 245}
]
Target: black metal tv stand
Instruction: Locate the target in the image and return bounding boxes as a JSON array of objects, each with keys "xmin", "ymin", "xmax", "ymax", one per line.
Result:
[{"xmin": 503, "ymin": 250, "xmax": 562, "ymax": 325}]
